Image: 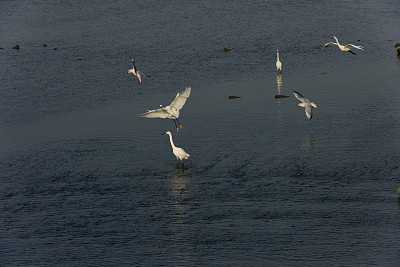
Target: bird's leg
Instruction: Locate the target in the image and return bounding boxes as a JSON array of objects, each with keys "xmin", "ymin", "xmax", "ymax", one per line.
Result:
[
  {"xmin": 182, "ymin": 161, "xmax": 184, "ymax": 171},
  {"xmin": 173, "ymin": 119, "xmax": 179, "ymax": 132},
  {"xmin": 349, "ymin": 50, "xmax": 356, "ymax": 55},
  {"xmin": 177, "ymin": 159, "xmax": 180, "ymax": 169},
  {"xmin": 176, "ymin": 118, "xmax": 183, "ymax": 129}
]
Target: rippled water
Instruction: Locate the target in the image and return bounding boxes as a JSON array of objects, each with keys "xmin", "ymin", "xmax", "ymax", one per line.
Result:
[{"xmin": 1, "ymin": 0, "xmax": 400, "ymax": 265}]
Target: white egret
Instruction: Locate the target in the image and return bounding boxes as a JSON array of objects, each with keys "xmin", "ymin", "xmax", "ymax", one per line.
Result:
[
  {"xmin": 322, "ymin": 36, "xmax": 363, "ymax": 55},
  {"xmin": 127, "ymin": 58, "xmax": 150, "ymax": 83},
  {"xmin": 140, "ymin": 87, "xmax": 191, "ymax": 132},
  {"xmin": 276, "ymin": 49, "xmax": 282, "ymax": 73},
  {"xmin": 162, "ymin": 131, "xmax": 190, "ymax": 168},
  {"xmin": 293, "ymin": 91, "xmax": 317, "ymax": 120}
]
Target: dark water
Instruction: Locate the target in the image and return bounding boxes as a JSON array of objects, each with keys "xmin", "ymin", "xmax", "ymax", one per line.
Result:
[{"xmin": 1, "ymin": 0, "xmax": 400, "ymax": 265}]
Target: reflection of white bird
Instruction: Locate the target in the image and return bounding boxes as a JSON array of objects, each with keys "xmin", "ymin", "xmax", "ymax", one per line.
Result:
[
  {"xmin": 140, "ymin": 87, "xmax": 191, "ymax": 132},
  {"xmin": 162, "ymin": 131, "xmax": 190, "ymax": 168},
  {"xmin": 127, "ymin": 58, "xmax": 150, "ymax": 83},
  {"xmin": 276, "ymin": 49, "xmax": 282, "ymax": 73},
  {"xmin": 322, "ymin": 36, "xmax": 363, "ymax": 55},
  {"xmin": 276, "ymin": 73, "xmax": 283, "ymax": 95},
  {"xmin": 293, "ymin": 91, "xmax": 317, "ymax": 120}
]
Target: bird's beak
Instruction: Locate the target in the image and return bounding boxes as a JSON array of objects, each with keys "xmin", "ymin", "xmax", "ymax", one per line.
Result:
[{"xmin": 162, "ymin": 133, "xmax": 166, "ymax": 135}]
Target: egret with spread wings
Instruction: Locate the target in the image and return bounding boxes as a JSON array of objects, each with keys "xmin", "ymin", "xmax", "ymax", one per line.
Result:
[
  {"xmin": 140, "ymin": 87, "xmax": 191, "ymax": 132},
  {"xmin": 293, "ymin": 91, "xmax": 317, "ymax": 120},
  {"xmin": 322, "ymin": 36, "xmax": 363, "ymax": 55}
]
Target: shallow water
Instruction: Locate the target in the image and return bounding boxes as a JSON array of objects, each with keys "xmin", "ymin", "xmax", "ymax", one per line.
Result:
[{"xmin": 1, "ymin": 0, "xmax": 400, "ymax": 265}]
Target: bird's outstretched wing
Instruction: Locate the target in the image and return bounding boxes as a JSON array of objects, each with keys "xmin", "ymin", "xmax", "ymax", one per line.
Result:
[
  {"xmin": 345, "ymin": 44, "xmax": 363, "ymax": 50},
  {"xmin": 305, "ymin": 105, "xmax": 313, "ymax": 120},
  {"xmin": 140, "ymin": 108, "xmax": 169, "ymax": 118},
  {"xmin": 293, "ymin": 91, "xmax": 310, "ymax": 103},
  {"xmin": 138, "ymin": 71, "xmax": 151, "ymax": 77},
  {"xmin": 322, "ymin": 42, "xmax": 338, "ymax": 49},
  {"xmin": 131, "ymin": 59, "xmax": 138, "ymax": 73},
  {"xmin": 170, "ymin": 87, "xmax": 191, "ymax": 111}
]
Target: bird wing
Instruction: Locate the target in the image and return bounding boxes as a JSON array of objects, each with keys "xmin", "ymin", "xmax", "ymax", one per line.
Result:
[
  {"xmin": 176, "ymin": 147, "xmax": 190, "ymax": 160},
  {"xmin": 131, "ymin": 59, "xmax": 138, "ymax": 74},
  {"xmin": 322, "ymin": 42, "xmax": 338, "ymax": 49},
  {"xmin": 305, "ymin": 105, "xmax": 313, "ymax": 120},
  {"xmin": 139, "ymin": 108, "xmax": 170, "ymax": 118},
  {"xmin": 138, "ymin": 71, "xmax": 150, "ymax": 77},
  {"xmin": 169, "ymin": 87, "xmax": 191, "ymax": 111},
  {"xmin": 293, "ymin": 91, "xmax": 310, "ymax": 103},
  {"xmin": 345, "ymin": 44, "xmax": 363, "ymax": 50}
]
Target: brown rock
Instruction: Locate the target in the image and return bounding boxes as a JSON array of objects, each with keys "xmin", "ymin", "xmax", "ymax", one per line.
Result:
[{"xmin": 395, "ymin": 43, "xmax": 400, "ymax": 55}]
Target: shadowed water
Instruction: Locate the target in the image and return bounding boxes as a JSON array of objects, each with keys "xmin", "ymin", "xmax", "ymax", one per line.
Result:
[{"xmin": 1, "ymin": 0, "xmax": 400, "ymax": 266}]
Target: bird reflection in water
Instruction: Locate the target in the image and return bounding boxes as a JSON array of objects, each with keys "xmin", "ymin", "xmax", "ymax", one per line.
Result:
[
  {"xmin": 277, "ymin": 73, "xmax": 283, "ymax": 95},
  {"xmin": 274, "ymin": 73, "xmax": 289, "ymax": 99},
  {"xmin": 169, "ymin": 167, "xmax": 190, "ymax": 214},
  {"xmin": 300, "ymin": 134, "xmax": 314, "ymax": 153},
  {"xmin": 165, "ymin": 171, "xmax": 192, "ymax": 260}
]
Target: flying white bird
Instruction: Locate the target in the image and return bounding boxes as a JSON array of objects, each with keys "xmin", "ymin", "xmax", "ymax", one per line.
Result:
[
  {"xmin": 140, "ymin": 87, "xmax": 191, "ymax": 132},
  {"xmin": 293, "ymin": 91, "xmax": 317, "ymax": 120},
  {"xmin": 162, "ymin": 131, "xmax": 190, "ymax": 168},
  {"xmin": 322, "ymin": 36, "xmax": 363, "ymax": 55},
  {"xmin": 127, "ymin": 58, "xmax": 150, "ymax": 83},
  {"xmin": 276, "ymin": 49, "xmax": 282, "ymax": 73}
]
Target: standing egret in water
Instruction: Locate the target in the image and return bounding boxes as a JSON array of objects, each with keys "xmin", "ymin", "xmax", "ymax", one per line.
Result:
[
  {"xmin": 162, "ymin": 131, "xmax": 190, "ymax": 168},
  {"xmin": 140, "ymin": 87, "xmax": 191, "ymax": 132},
  {"xmin": 276, "ymin": 49, "xmax": 282, "ymax": 73},
  {"xmin": 293, "ymin": 91, "xmax": 317, "ymax": 120},
  {"xmin": 128, "ymin": 58, "xmax": 150, "ymax": 83},
  {"xmin": 322, "ymin": 36, "xmax": 363, "ymax": 55}
]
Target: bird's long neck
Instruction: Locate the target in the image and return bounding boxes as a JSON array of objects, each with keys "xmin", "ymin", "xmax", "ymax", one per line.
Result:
[
  {"xmin": 277, "ymin": 50, "xmax": 280, "ymax": 61},
  {"xmin": 168, "ymin": 133, "xmax": 176, "ymax": 149}
]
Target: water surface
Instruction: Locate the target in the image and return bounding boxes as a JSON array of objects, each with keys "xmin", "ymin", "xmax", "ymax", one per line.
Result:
[{"xmin": 1, "ymin": 0, "xmax": 400, "ymax": 265}]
